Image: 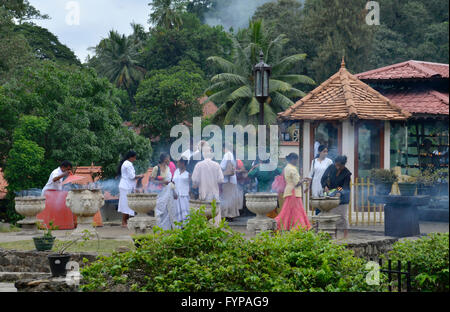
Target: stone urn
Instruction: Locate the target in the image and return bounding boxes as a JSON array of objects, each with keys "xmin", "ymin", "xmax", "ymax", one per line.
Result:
[
  {"xmin": 15, "ymin": 196, "xmax": 46, "ymax": 232},
  {"xmin": 189, "ymin": 199, "xmax": 217, "ymax": 220},
  {"xmin": 245, "ymin": 193, "xmax": 278, "ymax": 234},
  {"xmin": 127, "ymin": 193, "xmax": 158, "ymax": 234},
  {"xmin": 66, "ymin": 189, "xmax": 104, "ymax": 234},
  {"xmin": 310, "ymin": 196, "xmax": 341, "ymax": 239}
]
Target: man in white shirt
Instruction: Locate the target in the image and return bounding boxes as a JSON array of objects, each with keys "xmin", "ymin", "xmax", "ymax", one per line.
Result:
[{"xmin": 41, "ymin": 161, "xmax": 73, "ymax": 196}]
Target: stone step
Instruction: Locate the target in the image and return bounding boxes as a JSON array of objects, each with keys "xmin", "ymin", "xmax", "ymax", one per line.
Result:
[
  {"xmin": 0, "ymin": 283, "xmax": 17, "ymax": 292},
  {"xmin": 0, "ymin": 272, "xmax": 51, "ymax": 282}
]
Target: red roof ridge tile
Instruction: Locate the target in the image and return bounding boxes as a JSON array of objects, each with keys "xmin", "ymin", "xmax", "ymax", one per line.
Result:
[{"xmin": 356, "ymin": 60, "xmax": 449, "ymax": 80}]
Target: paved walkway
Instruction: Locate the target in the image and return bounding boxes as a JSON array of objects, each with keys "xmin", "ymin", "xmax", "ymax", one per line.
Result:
[{"xmin": 0, "ymin": 218, "xmax": 448, "ymax": 244}]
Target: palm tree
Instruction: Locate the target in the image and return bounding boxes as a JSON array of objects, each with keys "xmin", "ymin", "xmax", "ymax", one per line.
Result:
[
  {"xmin": 205, "ymin": 20, "xmax": 315, "ymax": 126},
  {"xmin": 90, "ymin": 28, "xmax": 146, "ymax": 107},
  {"xmin": 149, "ymin": 0, "xmax": 185, "ymax": 30}
]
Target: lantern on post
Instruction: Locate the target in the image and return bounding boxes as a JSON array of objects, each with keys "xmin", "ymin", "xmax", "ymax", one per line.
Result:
[{"xmin": 253, "ymin": 51, "xmax": 271, "ymax": 126}]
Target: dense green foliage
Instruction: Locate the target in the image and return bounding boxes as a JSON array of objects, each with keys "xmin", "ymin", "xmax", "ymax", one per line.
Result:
[
  {"xmin": 0, "ymin": 62, "xmax": 152, "ymax": 222},
  {"xmin": 142, "ymin": 12, "xmax": 232, "ymax": 77},
  {"xmin": 254, "ymin": 0, "xmax": 449, "ymax": 82},
  {"xmin": 385, "ymin": 233, "xmax": 449, "ymax": 292},
  {"xmin": 80, "ymin": 206, "xmax": 383, "ymax": 292},
  {"xmin": 133, "ymin": 61, "xmax": 205, "ymax": 140}
]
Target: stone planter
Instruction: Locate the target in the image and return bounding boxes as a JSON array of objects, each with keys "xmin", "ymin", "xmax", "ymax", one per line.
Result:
[
  {"xmin": 189, "ymin": 199, "xmax": 217, "ymax": 220},
  {"xmin": 127, "ymin": 193, "xmax": 158, "ymax": 234},
  {"xmin": 66, "ymin": 189, "xmax": 104, "ymax": 234},
  {"xmin": 398, "ymin": 182, "xmax": 417, "ymax": 196},
  {"xmin": 310, "ymin": 197, "xmax": 341, "ymax": 239},
  {"xmin": 33, "ymin": 236, "xmax": 55, "ymax": 251},
  {"xmin": 245, "ymin": 193, "xmax": 278, "ymax": 234},
  {"xmin": 15, "ymin": 196, "xmax": 46, "ymax": 231},
  {"xmin": 309, "ymin": 196, "xmax": 341, "ymax": 213}
]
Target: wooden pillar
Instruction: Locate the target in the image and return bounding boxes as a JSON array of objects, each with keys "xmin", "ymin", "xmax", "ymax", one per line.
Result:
[
  {"xmin": 303, "ymin": 121, "xmax": 311, "ymax": 177},
  {"xmin": 384, "ymin": 121, "xmax": 391, "ymax": 169}
]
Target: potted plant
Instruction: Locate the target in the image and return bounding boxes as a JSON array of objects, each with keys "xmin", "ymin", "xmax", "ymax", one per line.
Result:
[
  {"xmin": 48, "ymin": 229, "xmax": 99, "ymax": 277},
  {"xmin": 369, "ymin": 169, "xmax": 398, "ymax": 196},
  {"xmin": 33, "ymin": 221, "xmax": 58, "ymax": 251},
  {"xmin": 397, "ymin": 174, "xmax": 417, "ymax": 196},
  {"xmin": 414, "ymin": 169, "xmax": 435, "ymax": 196},
  {"xmin": 433, "ymin": 168, "xmax": 449, "ymax": 196}
]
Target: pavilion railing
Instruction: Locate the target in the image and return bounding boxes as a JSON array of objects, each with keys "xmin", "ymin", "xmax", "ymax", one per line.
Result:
[{"xmin": 304, "ymin": 177, "xmax": 384, "ymax": 226}]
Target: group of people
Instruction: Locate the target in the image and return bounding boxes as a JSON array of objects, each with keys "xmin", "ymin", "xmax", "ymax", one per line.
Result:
[
  {"xmin": 117, "ymin": 141, "xmax": 244, "ymax": 229},
  {"xmin": 116, "ymin": 141, "xmax": 352, "ymax": 237}
]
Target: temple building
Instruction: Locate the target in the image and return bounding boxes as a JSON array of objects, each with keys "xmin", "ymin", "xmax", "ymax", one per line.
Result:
[
  {"xmin": 278, "ymin": 58, "xmax": 411, "ymax": 179},
  {"xmin": 356, "ymin": 60, "xmax": 449, "ymax": 175}
]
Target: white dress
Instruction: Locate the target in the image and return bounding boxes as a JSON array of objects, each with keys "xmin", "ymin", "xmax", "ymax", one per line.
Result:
[
  {"xmin": 172, "ymin": 169, "xmax": 190, "ymax": 227},
  {"xmin": 154, "ymin": 166, "xmax": 175, "ymax": 230},
  {"xmin": 220, "ymin": 151, "xmax": 240, "ymax": 218},
  {"xmin": 308, "ymin": 157, "xmax": 333, "ymax": 197},
  {"xmin": 118, "ymin": 160, "xmax": 136, "ymax": 216}
]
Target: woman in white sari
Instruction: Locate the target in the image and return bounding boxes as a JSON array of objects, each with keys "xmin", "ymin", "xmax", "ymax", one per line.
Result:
[
  {"xmin": 172, "ymin": 157, "xmax": 190, "ymax": 228},
  {"xmin": 220, "ymin": 143, "xmax": 240, "ymax": 221},
  {"xmin": 150, "ymin": 153, "xmax": 175, "ymax": 230}
]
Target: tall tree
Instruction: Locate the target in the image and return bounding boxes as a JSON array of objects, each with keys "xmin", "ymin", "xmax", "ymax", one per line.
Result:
[
  {"xmin": 143, "ymin": 12, "xmax": 232, "ymax": 77},
  {"xmin": 132, "ymin": 60, "xmax": 205, "ymax": 141},
  {"xmin": 252, "ymin": 0, "xmax": 304, "ymax": 58},
  {"xmin": 13, "ymin": 23, "xmax": 80, "ymax": 66},
  {"xmin": 0, "ymin": 0, "xmax": 49, "ymax": 23},
  {"xmin": 300, "ymin": 0, "xmax": 374, "ymax": 82},
  {"xmin": 88, "ymin": 27, "xmax": 146, "ymax": 108},
  {"xmin": 205, "ymin": 20, "xmax": 315, "ymax": 126},
  {"xmin": 148, "ymin": 0, "xmax": 186, "ymax": 30}
]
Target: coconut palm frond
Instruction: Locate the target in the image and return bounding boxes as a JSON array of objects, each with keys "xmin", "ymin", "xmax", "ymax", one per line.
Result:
[
  {"xmin": 269, "ymin": 79, "xmax": 293, "ymax": 93},
  {"xmin": 272, "ymin": 75, "xmax": 315, "ymax": 86},
  {"xmin": 272, "ymin": 54, "xmax": 307, "ymax": 75}
]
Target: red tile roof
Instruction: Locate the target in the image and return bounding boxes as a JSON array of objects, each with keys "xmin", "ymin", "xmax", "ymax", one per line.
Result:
[
  {"xmin": 356, "ymin": 60, "xmax": 449, "ymax": 80},
  {"xmin": 383, "ymin": 90, "xmax": 449, "ymax": 115},
  {"xmin": 279, "ymin": 58, "xmax": 411, "ymax": 121},
  {"xmin": 200, "ymin": 96, "xmax": 218, "ymax": 117}
]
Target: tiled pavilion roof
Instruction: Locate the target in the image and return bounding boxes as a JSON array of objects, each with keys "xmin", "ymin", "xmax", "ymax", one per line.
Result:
[
  {"xmin": 356, "ymin": 60, "xmax": 449, "ymax": 81},
  {"xmin": 382, "ymin": 90, "xmax": 449, "ymax": 116},
  {"xmin": 279, "ymin": 59, "xmax": 411, "ymax": 121}
]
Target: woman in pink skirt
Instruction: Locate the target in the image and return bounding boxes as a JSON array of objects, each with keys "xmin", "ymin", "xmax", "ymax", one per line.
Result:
[{"xmin": 275, "ymin": 153, "xmax": 311, "ymax": 231}]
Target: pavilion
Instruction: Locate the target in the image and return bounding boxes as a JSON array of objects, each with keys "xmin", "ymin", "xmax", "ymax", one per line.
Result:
[{"xmin": 278, "ymin": 58, "xmax": 411, "ymax": 179}]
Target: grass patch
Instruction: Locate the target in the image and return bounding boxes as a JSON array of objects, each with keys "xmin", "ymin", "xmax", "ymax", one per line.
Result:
[
  {"xmin": 0, "ymin": 224, "xmax": 21, "ymax": 233},
  {"xmin": 0, "ymin": 239, "xmax": 134, "ymax": 255}
]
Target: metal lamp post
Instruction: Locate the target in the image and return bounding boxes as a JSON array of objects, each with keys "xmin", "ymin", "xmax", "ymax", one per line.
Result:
[{"xmin": 253, "ymin": 51, "xmax": 271, "ymax": 126}]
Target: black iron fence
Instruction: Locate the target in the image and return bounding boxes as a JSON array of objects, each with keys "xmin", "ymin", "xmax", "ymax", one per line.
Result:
[{"xmin": 371, "ymin": 258, "xmax": 412, "ymax": 292}]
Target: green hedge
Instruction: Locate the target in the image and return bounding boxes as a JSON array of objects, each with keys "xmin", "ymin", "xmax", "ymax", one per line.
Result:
[
  {"xmin": 384, "ymin": 233, "xmax": 449, "ymax": 292},
  {"xmin": 81, "ymin": 205, "xmax": 384, "ymax": 292}
]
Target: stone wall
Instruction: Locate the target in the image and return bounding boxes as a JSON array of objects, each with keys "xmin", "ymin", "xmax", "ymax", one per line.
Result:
[
  {"xmin": 338, "ymin": 236, "xmax": 399, "ymax": 260},
  {"xmin": 0, "ymin": 248, "xmax": 97, "ymax": 273}
]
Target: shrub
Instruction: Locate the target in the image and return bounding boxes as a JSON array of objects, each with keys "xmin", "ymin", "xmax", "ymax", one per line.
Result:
[
  {"xmin": 384, "ymin": 233, "xmax": 449, "ymax": 292},
  {"xmin": 369, "ymin": 169, "xmax": 398, "ymax": 184},
  {"xmin": 80, "ymin": 206, "xmax": 384, "ymax": 292}
]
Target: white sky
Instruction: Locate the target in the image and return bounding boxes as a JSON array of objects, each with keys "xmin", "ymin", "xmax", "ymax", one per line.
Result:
[{"xmin": 28, "ymin": 0, "xmax": 151, "ymax": 63}]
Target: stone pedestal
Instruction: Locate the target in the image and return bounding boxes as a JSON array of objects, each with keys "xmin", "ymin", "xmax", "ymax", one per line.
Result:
[
  {"xmin": 312, "ymin": 213, "xmax": 341, "ymax": 239},
  {"xmin": 369, "ymin": 195, "xmax": 429, "ymax": 237},
  {"xmin": 15, "ymin": 196, "xmax": 46, "ymax": 234},
  {"xmin": 127, "ymin": 193, "xmax": 157, "ymax": 234},
  {"xmin": 310, "ymin": 197, "xmax": 341, "ymax": 239},
  {"xmin": 245, "ymin": 193, "xmax": 278, "ymax": 234}
]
